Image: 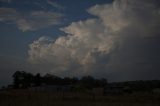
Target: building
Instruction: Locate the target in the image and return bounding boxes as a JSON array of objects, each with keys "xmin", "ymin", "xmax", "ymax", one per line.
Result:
[
  {"xmin": 28, "ymin": 85, "xmax": 72, "ymax": 92},
  {"xmin": 92, "ymin": 87, "xmax": 104, "ymax": 96},
  {"xmin": 104, "ymin": 84, "xmax": 124, "ymax": 95}
]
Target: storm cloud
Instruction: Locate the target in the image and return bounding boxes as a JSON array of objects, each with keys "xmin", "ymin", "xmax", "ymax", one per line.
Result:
[{"xmin": 28, "ymin": 0, "xmax": 160, "ymax": 81}]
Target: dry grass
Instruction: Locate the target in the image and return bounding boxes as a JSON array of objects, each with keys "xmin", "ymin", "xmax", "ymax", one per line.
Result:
[{"xmin": 0, "ymin": 90, "xmax": 160, "ymax": 106}]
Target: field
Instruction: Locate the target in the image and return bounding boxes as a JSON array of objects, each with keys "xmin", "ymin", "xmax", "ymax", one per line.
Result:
[{"xmin": 0, "ymin": 90, "xmax": 160, "ymax": 106}]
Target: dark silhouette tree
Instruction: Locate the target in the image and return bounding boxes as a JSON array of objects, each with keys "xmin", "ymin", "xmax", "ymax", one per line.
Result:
[
  {"xmin": 42, "ymin": 73, "xmax": 62, "ymax": 85},
  {"xmin": 12, "ymin": 71, "xmax": 34, "ymax": 88},
  {"xmin": 95, "ymin": 78, "xmax": 108, "ymax": 87},
  {"xmin": 12, "ymin": 71, "xmax": 22, "ymax": 89},
  {"xmin": 71, "ymin": 77, "xmax": 79, "ymax": 84},
  {"xmin": 34, "ymin": 73, "xmax": 42, "ymax": 86},
  {"xmin": 12, "ymin": 71, "xmax": 109, "ymax": 90},
  {"xmin": 63, "ymin": 77, "xmax": 72, "ymax": 85},
  {"xmin": 21, "ymin": 71, "xmax": 34, "ymax": 88},
  {"xmin": 80, "ymin": 76, "xmax": 95, "ymax": 89}
]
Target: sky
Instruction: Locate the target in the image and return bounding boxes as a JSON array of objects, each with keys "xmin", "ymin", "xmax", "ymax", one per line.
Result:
[{"xmin": 0, "ymin": 0, "xmax": 160, "ymax": 87}]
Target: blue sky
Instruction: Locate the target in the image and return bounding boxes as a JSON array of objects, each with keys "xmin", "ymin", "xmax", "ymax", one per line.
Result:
[
  {"xmin": 0, "ymin": 0, "xmax": 160, "ymax": 87},
  {"xmin": 0, "ymin": 0, "xmax": 113, "ymax": 86},
  {"xmin": 0, "ymin": 0, "xmax": 112, "ymax": 57}
]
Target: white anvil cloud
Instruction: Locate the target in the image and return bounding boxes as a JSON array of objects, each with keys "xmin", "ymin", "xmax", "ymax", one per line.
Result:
[{"xmin": 28, "ymin": 0, "xmax": 160, "ymax": 80}]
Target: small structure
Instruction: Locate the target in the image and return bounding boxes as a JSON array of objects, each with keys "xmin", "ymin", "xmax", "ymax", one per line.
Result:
[
  {"xmin": 152, "ymin": 88, "xmax": 160, "ymax": 94},
  {"xmin": 28, "ymin": 85, "xmax": 72, "ymax": 92},
  {"xmin": 92, "ymin": 87, "xmax": 104, "ymax": 96},
  {"xmin": 104, "ymin": 84, "xmax": 124, "ymax": 95}
]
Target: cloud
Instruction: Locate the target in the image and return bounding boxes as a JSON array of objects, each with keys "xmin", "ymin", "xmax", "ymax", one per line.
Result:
[
  {"xmin": 16, "ymin": 11, "xmax": 63, "ymax": 31},
  {"xmin": 47, "ymin": 0, "xmax": 65, "ymax": 10},
  {"xmin": 0, "ymin": 8, "xmax": 63, "ymax": 31},
  {"xmin": 28, "ymin": 18, "xmax": 115, "ymax": 76},
  {"xmin": 0, "ymin": 8, "xmax": 18, "ymax": 21},
  {"xmin": 28, "ymin": 0, "xmax": 160, "ymax": 81}
]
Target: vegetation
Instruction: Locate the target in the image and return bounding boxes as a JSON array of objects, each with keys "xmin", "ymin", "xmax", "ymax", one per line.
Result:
[
  {"xmin": 11, "ymin": 70, "xmax": 107, "ymax": 89},
  {"xmin": 0, "ymin": 70, "xmax": 160, "ymax": 106},
  {"xmin": 0, "ymin": 90, "xmax": 160, "ymax": 106}
]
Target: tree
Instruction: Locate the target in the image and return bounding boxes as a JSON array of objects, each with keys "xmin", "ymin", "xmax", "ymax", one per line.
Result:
[
  {"xmin": 80, "ymin": 76, "xmax": 95, "ymax": 89},
  {"xmin": 12, "ymin": 71, "xmax": 34, "ymax": 89},
  {"xmin": 63, "ymin": 77, "xmax": 72, "ymax": 85},
  {"xmin": 12, "ymin": 71, "xmax": 22, "ymax": 89},
  {"xmin": 95, "ymin": 78, "xmax": 107, "ymax": 87},
  {"xmin": 34, "ymin": 73, "xmax": 42, "ymax": 86},
  {"xmin": 42, "ymin": 73, "xmax": 62, "ymax": 85},
  {"xmin": 71, "ymin": 77, "xmax": 79, "ymax": 84},
  {"xmin": 21, "ymin": 71, "xmax": 34, "ymax": 88}
]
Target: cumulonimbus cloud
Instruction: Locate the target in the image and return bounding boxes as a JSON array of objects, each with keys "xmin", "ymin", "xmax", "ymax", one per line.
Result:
[{"xmin": 28, "ymin": 0, "xmax": 160, "ymax": 80}]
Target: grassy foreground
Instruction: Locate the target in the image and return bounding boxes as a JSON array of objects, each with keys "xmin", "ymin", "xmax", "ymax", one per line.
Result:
[{"xmin": 0, "ymin": 90, "xmax": 160, "ymax": 106}]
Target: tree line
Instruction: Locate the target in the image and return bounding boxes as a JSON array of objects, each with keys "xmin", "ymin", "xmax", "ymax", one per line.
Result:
[{"xmin": 12, "ymin": 71, "xmax": 107, "ymax": 89}]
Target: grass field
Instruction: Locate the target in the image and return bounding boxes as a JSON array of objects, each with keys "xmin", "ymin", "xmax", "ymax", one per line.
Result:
[{"xmin": 0, "ymin": 90, "xmax": 160, "ymax": 106}]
